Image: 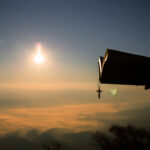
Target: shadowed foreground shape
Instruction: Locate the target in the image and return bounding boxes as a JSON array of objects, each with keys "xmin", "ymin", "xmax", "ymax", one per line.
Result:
[
  {"xmin": 43, "ymin": 141, "xmax": 61, "ymax": 150},
  {"xmin": 97, "ymin": 49, "xmax": 150, "ymax": 98},
  {"xmin": 91, "ymin": 125, "xmax": 150, "ymax": 150}
]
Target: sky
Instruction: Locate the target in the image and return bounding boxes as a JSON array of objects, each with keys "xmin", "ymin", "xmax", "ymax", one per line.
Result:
[{"xmin": 0, "ymin": 0, "xmax": 150, "ymax": 149}]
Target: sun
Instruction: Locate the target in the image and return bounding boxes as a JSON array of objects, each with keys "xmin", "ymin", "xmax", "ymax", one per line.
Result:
[
  {"xmin": 34, "ymin": 53, "xmax": 44, "ymax": 64},
  {"xmin": 34, "ymin": 43, "xmax": 45, "ymax": 64}
]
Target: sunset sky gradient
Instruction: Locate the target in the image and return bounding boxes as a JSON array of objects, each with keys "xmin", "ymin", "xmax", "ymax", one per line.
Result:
[{"xmin": 0, "ymin": 0, "xmax": 150, "ymax": 149}]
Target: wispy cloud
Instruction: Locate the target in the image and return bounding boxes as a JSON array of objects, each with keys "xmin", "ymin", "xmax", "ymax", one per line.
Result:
[{"xmin": 0, "ymin": 103, "xmax": 117, "ymax": 134}]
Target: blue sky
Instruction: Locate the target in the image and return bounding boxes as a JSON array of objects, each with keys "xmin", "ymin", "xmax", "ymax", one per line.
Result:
[{"xmin": 0, "ymin": 0, "xmax": 150, "ymax": 73}]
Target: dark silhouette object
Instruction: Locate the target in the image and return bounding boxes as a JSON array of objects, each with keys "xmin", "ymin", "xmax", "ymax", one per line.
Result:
[
  {"xmin": 97, "ymin": 49, "xmax": 150, "ymax": 98},
  {"xmin": 91, "ymin": 125, "xmax": 150, "ymax": 150},
  {"xmin": 43, "ymin": 144, "xmax": 50, "ymax": 150},
  {"xmin": 43, "ymin": 141, "xmax": 61, "ymax": 150},
  {"xmin": 97, "ymin": 86, "xmax": 102, "ymax": 99}
]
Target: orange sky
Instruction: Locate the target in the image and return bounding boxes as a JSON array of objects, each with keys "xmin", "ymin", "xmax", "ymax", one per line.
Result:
[
  {"xmin": 0, "ymin": 102, "xmax": 127, "ymax": 135},
  {"xmin": 0, "ymin": 85, "xmax": 150, "ymax": 135}
]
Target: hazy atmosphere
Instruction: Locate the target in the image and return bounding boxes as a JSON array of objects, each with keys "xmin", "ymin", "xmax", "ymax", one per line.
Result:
[{"xmin": 0, "ymin": 0, "xmax": 150, "ymax": 149}]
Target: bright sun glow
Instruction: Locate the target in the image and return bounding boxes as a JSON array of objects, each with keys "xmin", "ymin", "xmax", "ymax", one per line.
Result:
[{"xmin": 34, "ymin": 43, "xmax": 45, "ymax": 64}]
